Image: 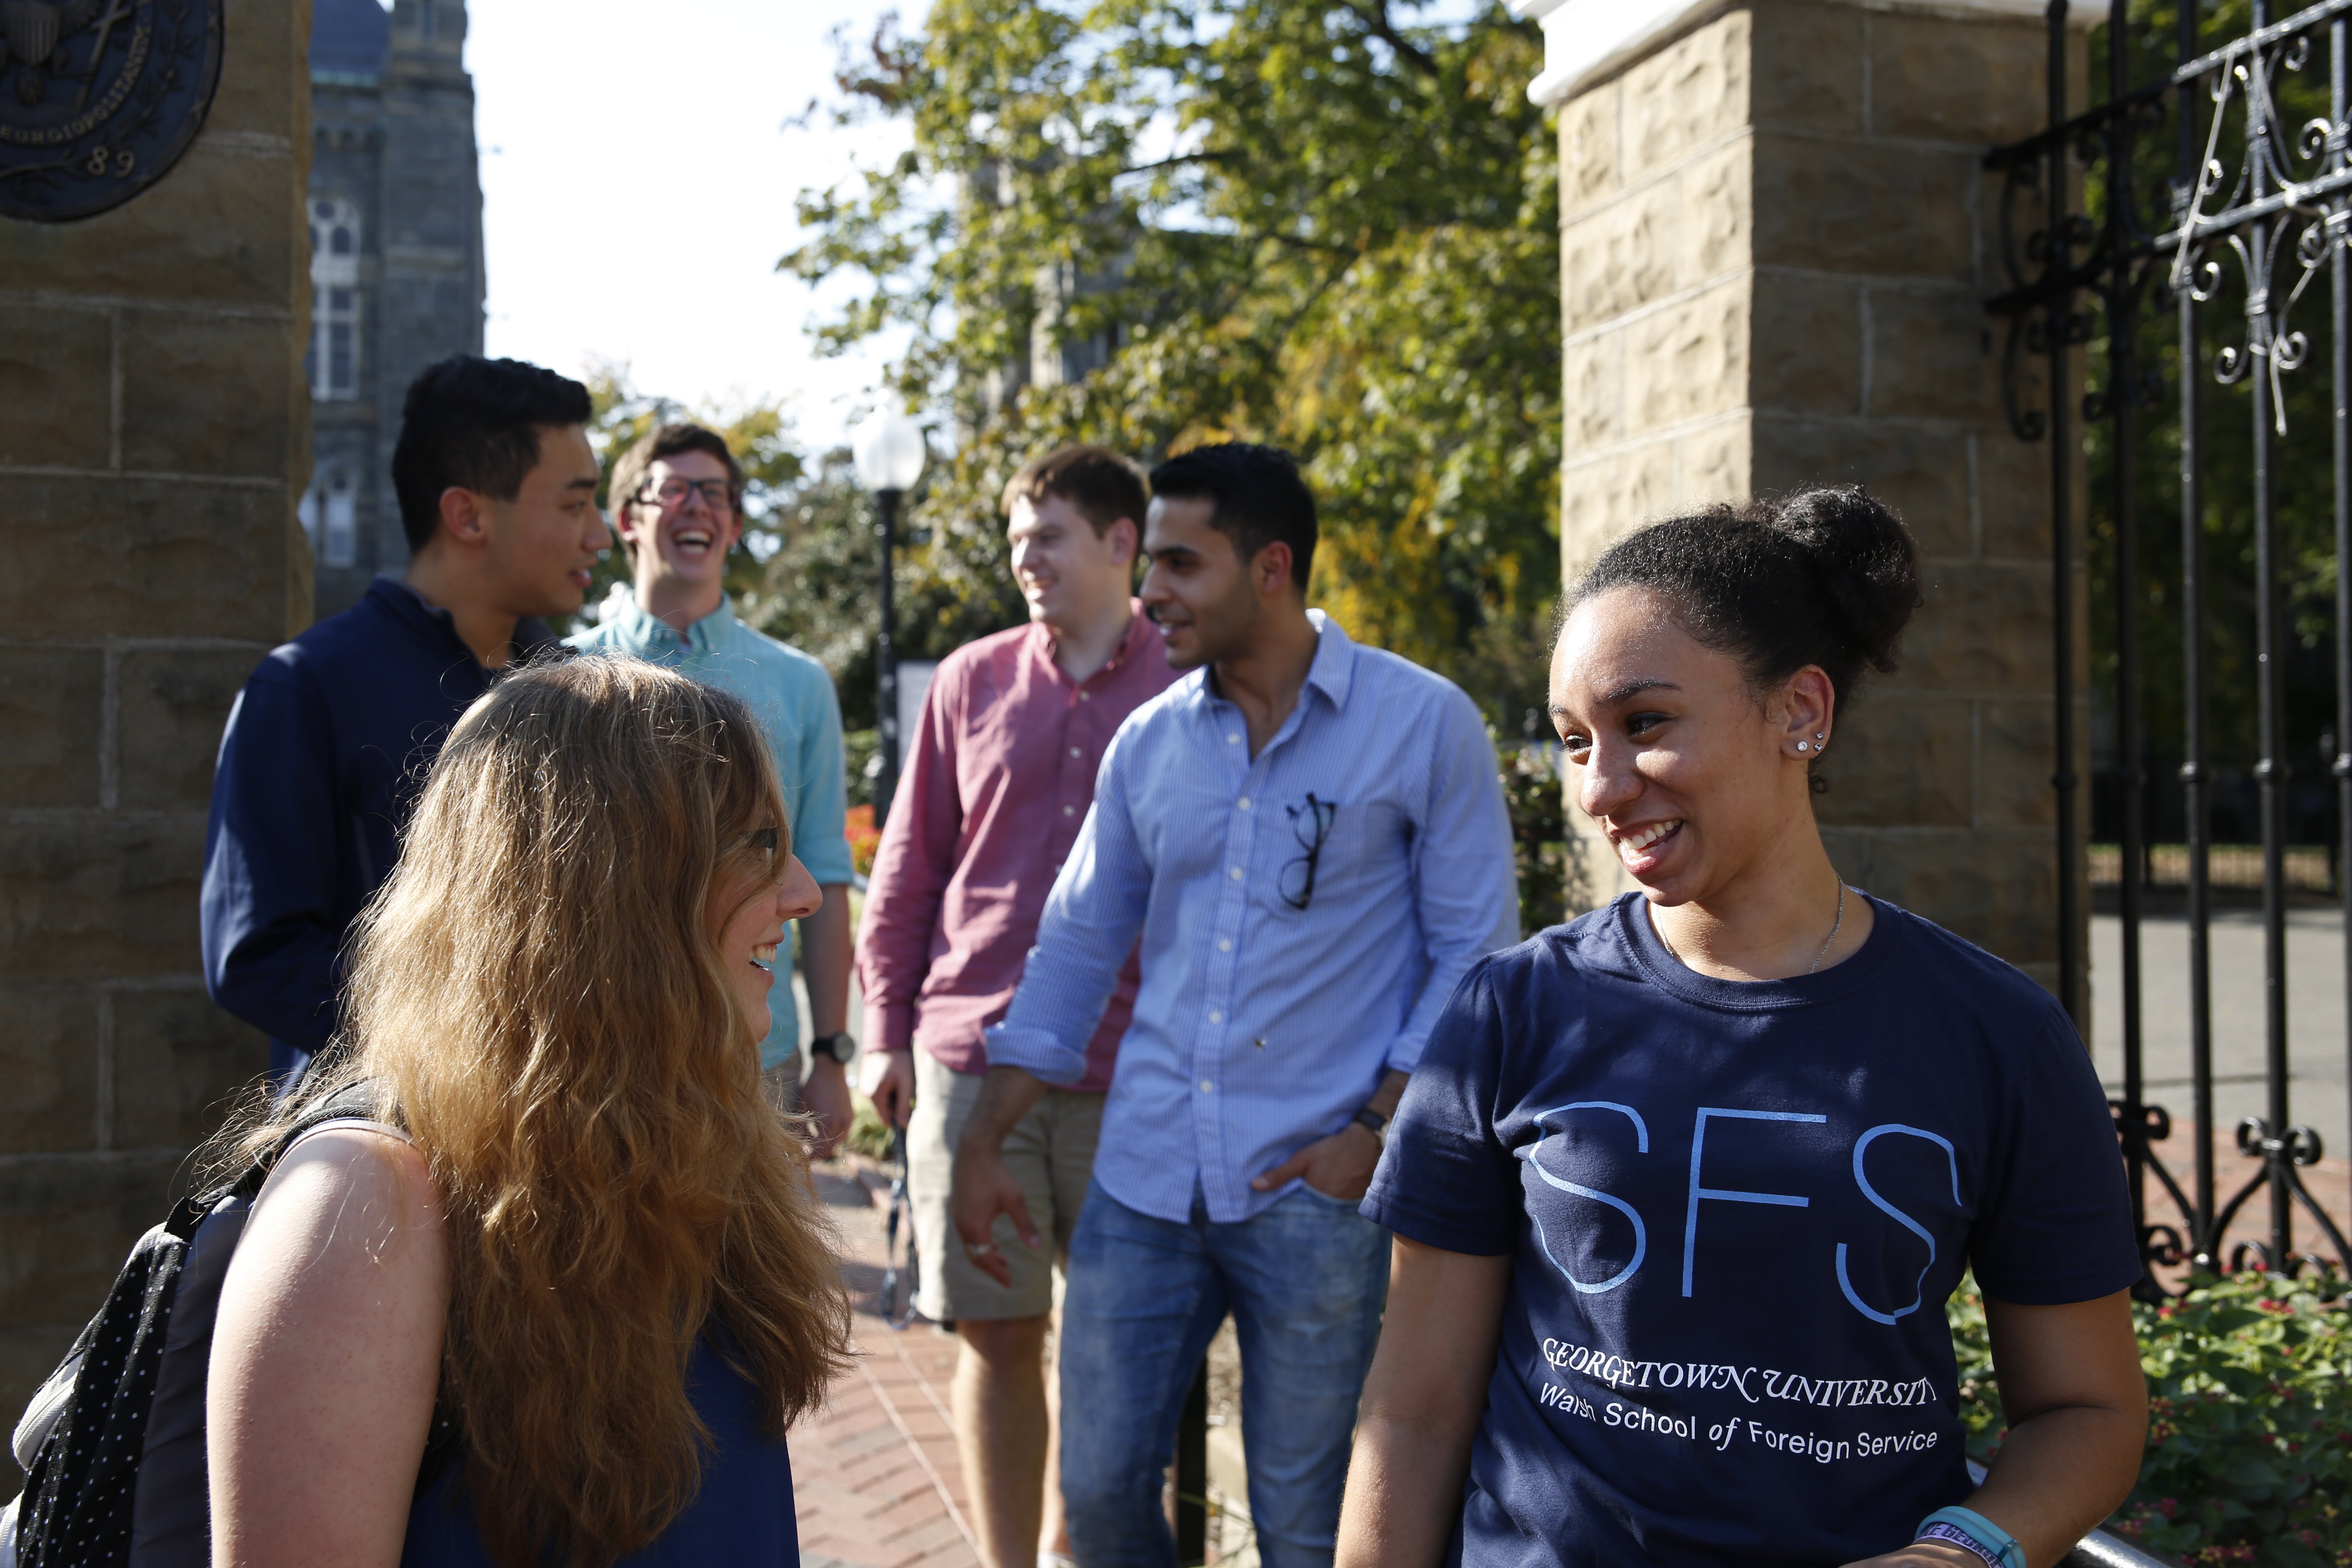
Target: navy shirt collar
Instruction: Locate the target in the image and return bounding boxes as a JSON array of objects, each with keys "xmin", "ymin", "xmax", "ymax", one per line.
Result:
[
  {"xmin": 1615, "ymin": 888, "xmax": 1905, "ymax": 1010},
  {"xmin": 367, "ymin": 575, "xmax": 561, "ymax": 668}
]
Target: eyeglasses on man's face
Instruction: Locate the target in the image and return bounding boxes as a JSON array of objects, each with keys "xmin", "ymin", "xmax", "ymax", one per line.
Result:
[
  {"xmin": 638, "ymin": 477, "xmax": 734, "ymax": 514},
  {"xmin": 1279, "ymin": 793, "xmax": 1337, "ymax": 911}
]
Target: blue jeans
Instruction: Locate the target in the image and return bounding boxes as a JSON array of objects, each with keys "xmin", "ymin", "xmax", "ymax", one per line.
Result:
[{"xmin": 1056, "ymin": 1180, "xmax": 1390, "ymax": 1568}]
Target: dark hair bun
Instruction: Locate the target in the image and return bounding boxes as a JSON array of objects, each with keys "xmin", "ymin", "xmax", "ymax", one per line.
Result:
[
  {"xmin": 1765, "ymin": 487, "xmax": 1922, "ymax": 675},
  {"xmin": 1568, "ymin": 485, "xmax": 1923, "ymax": 711}
]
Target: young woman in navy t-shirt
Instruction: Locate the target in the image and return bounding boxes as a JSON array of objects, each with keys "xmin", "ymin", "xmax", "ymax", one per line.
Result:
[{"xmin": 1339, "ymin": 490, "xmax": 2146, "ymax": 1568}]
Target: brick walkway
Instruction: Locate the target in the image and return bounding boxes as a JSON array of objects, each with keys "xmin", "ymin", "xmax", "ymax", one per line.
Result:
[{"xmin": 798, "ymin": 1160, "xmax": 982, "ymax": 1568}]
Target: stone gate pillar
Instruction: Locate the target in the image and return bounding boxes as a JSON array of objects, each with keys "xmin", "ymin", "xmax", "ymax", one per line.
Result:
[
  {"xmin": 0, "ymin": 0, "xmax": 312, "ymax": 1409},
  {"xmin": 1518, "ymin": 0, "xmax": 2089, "ymax": 1002}
]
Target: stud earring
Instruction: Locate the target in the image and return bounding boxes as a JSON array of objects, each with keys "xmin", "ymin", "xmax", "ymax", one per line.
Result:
[{"xmin": 1796, "ymin": 742, "xmax": 1811, "ymax": 753}]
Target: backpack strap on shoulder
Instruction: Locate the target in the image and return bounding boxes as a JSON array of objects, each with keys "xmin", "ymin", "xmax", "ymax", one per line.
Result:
[
  {"xmin": 224, "ymin": 1080, "xmax": 394, "ymax": 1204},
  {"xmin": 163, "ymin": 1193, "xmax": 213, "ymax": 1244}
]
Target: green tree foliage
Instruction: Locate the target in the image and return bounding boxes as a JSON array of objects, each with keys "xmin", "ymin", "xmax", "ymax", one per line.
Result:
[
  {"xmin": 1497, "ymin": 731, "xmax": 1573, "ymax": 933},
  {"xmin": 1952, "ymin": 1272, "xmax": 2352, "ymax": 1566},
  {"xmin": 727, "ymin": 447, "xmax": 1029, "ymax": 744},
  {"xmin": 734, "ymin": 448, "xmax": 886, "ymax": 728},
  {"xmin": 782, "ymin": 0, "xmax": 1563, "ymax": 724}
]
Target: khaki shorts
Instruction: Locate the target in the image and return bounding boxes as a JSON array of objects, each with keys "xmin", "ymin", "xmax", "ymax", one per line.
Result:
[{"xmin": 908, "ymin": 1048, "xmax": 1103, "ymax": 1323}]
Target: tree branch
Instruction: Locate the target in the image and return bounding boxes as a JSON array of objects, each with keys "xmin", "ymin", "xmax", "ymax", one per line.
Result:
[
  {"xmin": 1346, "ymin": 0, "xmax": 1440, "ymax": 78},
  {"xmin": 1118, "ymin": 150, "xmax": 1241, "ymax": 176}
]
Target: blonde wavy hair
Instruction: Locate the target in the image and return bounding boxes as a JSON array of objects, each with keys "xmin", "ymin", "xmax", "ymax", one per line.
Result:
[{"xmin": 231, "ymin": 655, "xmax": 851, "ymax": 1567}]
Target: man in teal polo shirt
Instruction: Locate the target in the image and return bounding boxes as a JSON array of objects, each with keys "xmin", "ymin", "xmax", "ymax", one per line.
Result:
[{"xmin": 568, "ymin": 422, "xmax": 857, "ymax": 1150}]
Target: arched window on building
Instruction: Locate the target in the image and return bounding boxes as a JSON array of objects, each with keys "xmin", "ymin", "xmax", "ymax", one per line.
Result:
[
  {"xmin": 305, "ymin": 197, "xmax": 362, "ymax": 401},
  {"xmin": 298, "ymin": 468, "xmax": 359, "ymax": 569}
]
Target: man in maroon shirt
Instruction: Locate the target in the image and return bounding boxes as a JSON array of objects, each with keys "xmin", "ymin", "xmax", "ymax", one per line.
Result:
[{"xmin": 857, "ymin": 445, "xmax": 1177, "ymax": 1568}]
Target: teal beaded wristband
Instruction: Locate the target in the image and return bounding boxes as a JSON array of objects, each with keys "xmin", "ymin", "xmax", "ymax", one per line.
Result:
[{"xmin": 1917, "ymin": 1506, "xmax": 2025, "ymax": 1568}]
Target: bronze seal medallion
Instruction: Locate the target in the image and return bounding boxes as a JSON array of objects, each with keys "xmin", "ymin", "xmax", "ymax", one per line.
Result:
[{"xmin": 0, "ymin": 0, "xmax": 224, "ymax": 222}]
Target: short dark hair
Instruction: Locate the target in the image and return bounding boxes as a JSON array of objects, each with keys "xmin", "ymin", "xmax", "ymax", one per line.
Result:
[
  {"xmin": 1001, "ymin": 445, "xmax": 1148, "ymax": 536},
  {"xmin": 1568, "ymin": 487, "xmax": 1923, "ymax": 710},
  {"xmin": 610, "ymin": 423, "xmax": 748, "ymax": 565},
  {"xmin": 391, "ymin": 356, "xmax": 593, "ymax": 552},
  {"xmin": 1147, "ymin": 442, "xmax": 1316, "ymax": 590}
]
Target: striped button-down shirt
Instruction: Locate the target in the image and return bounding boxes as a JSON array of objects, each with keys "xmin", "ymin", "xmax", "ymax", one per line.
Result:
[{"xmin": 987, "ymin": 612, "xmax": 1518, "ymax": 1224}]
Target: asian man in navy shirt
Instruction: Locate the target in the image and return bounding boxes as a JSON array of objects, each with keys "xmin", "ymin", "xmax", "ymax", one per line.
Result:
[{"xmin": 201, "ymin": 356, "xmax": 609, "ymax": 1086}]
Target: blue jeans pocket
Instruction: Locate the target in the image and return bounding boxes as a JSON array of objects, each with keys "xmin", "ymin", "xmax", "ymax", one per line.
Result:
[{"xmin": 1293, "ymin": 1179, "xmax": 1366, "ymax": 1211}]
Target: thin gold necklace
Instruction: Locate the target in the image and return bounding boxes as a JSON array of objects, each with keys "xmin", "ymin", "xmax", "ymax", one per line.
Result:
[
  {"xmin": 1808, "ymin": 881, "xmax": 1847, "ymax": 975},
  {"xmin": 1654, "ymin": 881, "xmax": 1847, "ymax": 976}
]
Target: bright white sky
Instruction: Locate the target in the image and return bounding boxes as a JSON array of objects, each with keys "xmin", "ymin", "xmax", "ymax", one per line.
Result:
[{"xmin": 466, "ymin": 0, "xmax": 913, "ymax": 451}]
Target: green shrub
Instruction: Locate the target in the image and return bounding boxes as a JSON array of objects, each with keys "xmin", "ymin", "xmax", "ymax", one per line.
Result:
[
  {"xmin": 1950, "ymin": 1273, "xmax": 2352, "ymax": 1566},
  {"xmin": 843, "ymin": 727, "xmax": 880, "ymax": 812},
  {"xmin": 1494, "ymin": 735, "xmax": 1572, "ymax": 937},
  {"xmin": 843, "ymin": 1092, "xmax": 898, "ymax": 1164}
]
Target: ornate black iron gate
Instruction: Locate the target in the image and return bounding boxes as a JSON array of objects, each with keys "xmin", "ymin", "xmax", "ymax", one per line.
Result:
[{"xmin": 1986, "ymin": 0, "xmax": 2352, "ymax": 1285}]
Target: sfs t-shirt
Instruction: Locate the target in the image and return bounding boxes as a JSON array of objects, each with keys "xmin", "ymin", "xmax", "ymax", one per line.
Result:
[{"xmin": 1362, "ymin": 892, "xmax": 2140, "ymax": 1568}]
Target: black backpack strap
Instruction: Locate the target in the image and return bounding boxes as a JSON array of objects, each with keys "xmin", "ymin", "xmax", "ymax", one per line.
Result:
[
  {"xmin": 161, "ymin": 1081, "xmax": 391, "ymax": 1237},
  {"xmin": 223, "ymin": 1080, "xmax": 393, "ymax": 1204},
  {"xmin": 273, "ymin": 1078, "xmax": 391, "ymax": 1152}
]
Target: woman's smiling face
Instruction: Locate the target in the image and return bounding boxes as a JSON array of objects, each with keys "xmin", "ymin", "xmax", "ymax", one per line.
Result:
[
  {"xmin": 1550, "ymin": 587, "xmax": 1811, "ymax": 907},
  {"xmin": 708, "ymin": 829, "xmax": 823, "ymax": 1043}
]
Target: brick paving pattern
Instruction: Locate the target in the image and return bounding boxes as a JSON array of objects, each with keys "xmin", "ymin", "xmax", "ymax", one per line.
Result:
[{"xmin": 798, "ymin": 1160, "xmax": 981, "ymax": 1568}]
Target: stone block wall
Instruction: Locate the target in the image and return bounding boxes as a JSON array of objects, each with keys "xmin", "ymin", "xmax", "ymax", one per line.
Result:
[
  {"xmin": 1548, "ymin": 0, "xmax": 2087, "ymax": 1000},
  {"xmin": 0, "ymin": 0, "xmax": 310, "ymax": 1413}
]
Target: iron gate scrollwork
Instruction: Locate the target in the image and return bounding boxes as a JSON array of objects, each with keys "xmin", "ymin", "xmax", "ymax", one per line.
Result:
[{"xmin": 1987, "ymin": 0, "xmax": 2352, "ymax": 1287}]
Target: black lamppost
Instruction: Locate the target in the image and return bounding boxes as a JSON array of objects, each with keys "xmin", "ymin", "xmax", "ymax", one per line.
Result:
[{"xmin": 852, "ymin": 411, "xmax": 927, "ymax": 821}]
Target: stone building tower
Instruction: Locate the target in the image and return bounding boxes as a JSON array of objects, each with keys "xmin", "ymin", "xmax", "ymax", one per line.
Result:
[{"xmin": 305, "ymin": 0, "xmax": 486, "ymax": 618}]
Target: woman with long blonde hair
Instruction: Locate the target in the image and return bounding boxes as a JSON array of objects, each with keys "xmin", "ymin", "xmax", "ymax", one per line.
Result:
[{"xmin": 203, "ymin": 656, "xmax": 852, "ymax": 1567}]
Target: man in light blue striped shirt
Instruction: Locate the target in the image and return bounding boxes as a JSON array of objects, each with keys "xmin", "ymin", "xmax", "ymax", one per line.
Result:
[{"xmin": 950, "ymin": 443, "xmax": 1517, "ymax": 1568}]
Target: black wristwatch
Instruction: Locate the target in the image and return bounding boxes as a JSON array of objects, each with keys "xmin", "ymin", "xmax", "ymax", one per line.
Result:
[
  {"xmin": 807, "ymin": 1032, "xmax": 857, "ymax": 1065},
  {"xmin": 1352, "ymin": 1107, "xmax": 1389, "ymax": 1145}
]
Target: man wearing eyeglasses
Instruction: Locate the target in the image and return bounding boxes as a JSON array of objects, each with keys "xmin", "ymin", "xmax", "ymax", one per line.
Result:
[
  {"xmin": 566, "ymin": 422, "xmax": 857, "ymax": 1153},
  {"xmin": 950, "ymin": 441, "xmax": 1519, "ymax": 1568}
]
